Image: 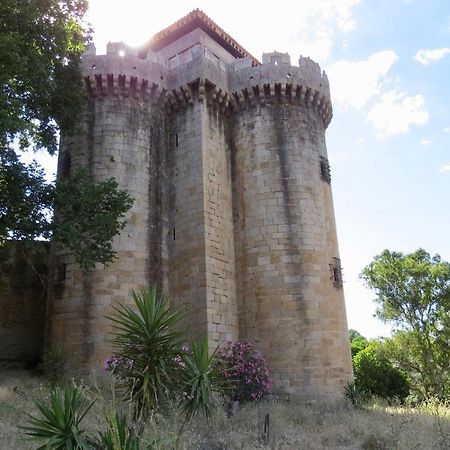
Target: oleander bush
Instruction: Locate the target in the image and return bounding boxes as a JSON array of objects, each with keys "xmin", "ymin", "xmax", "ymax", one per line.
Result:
[{"xmin": 216, "ymin": 341, "xmax": 272, "ymax": 402}]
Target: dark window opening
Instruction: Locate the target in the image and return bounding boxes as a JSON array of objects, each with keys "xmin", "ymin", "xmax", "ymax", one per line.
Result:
[
  {"xmin": 173, "ymin": 228, "xmax": 176, "ymax": 240},
  {"xmin": 175, "ymin": 133, "xmax": 178, "ymax": 147},
  {"xmin": 329, "ymin": 257, "xmax": 343, "ymax": 288},
  {"xmin": 320, "ymin": 156, "xmax": 331, "ymax": 183},
  {"xmin": 62, "ymin": 154, "xmax": 71, "ymax": 177},
  {"xmin": 57, "ymin": 263, "xmax": 66, "ymax": 282}
]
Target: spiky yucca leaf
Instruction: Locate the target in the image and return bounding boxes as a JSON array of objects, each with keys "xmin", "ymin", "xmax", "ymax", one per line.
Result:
[
  {"xmin": 97, "ymin": 412, "xmax": 142, "ymax": 450},
  {"xmin": 21, "ymin": 384, "xmax": 94, "ymax": 449},
  {"xmin": 178, "ymin": 336, "xmax": 223, "ymax": 419},
  {"xmin": 107, "ymin": 287, "xmax": 183, "ymax": 415}
]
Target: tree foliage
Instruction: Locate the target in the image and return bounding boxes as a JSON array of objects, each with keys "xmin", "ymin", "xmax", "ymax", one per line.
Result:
[
  {"xmin": 349, "ymin": 329, "xmax": 369, "ymax": 358},
  {"xmin": 0, "ymin": 0, "xmax": 88, "ymax": 152},
  {"xmin": 0, "ymin": 1, "xmax": 134, "ymax": 270},
  {"xmin": 353, "ymin": 342, "xmax": 410, "ymax": 401},
  {"xmin": 53, "ymin": 170, "xmax": 133, "ymax": 270},
  {"xmin": 361, "ymin": 249, "xmax": 450, "ymax": 400},
  {"xmin": 0, "ymin": 148, "xmax": 53, "ymax": 243}
]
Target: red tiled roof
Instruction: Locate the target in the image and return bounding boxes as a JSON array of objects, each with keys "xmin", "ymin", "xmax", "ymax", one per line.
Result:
[{"xmin": 142, "ymin": 9, "xmax": 260, "ymax": 65}]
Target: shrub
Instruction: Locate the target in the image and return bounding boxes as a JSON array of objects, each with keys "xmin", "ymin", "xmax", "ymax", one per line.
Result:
[
  {"xmin": 217, "ymin": 341, "xmax": 272, "ymax": 402},
  {"xmin": 353, "ymin": 344, "xmax": 410, "ymax": 402}
]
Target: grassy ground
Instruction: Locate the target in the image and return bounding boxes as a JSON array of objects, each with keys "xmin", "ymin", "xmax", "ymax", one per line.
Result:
[{"xmin": 1, "ymin": 369, "xmax": 449, "ymax": 449}]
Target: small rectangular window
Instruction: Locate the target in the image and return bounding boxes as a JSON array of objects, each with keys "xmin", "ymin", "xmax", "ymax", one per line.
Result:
[
  {"xmin": 320, "ymin": 156, "xmax": 331, "ymax": 183},
  {"xmin": 175, "ymin": 133, "xmax": 179, "ymax": 147},
  {"xmin": 330, "ymin": 257, "xmax": 343, "ymax": 288},
  {"xmin": 62, "ymin": 154, "xmax": 71, "ymax": 177},
  {"xmin": 57, "ymin": 263, "xmax": 67, "ymax": 282}
]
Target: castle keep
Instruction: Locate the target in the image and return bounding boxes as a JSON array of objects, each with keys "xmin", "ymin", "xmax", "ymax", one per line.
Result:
[{"xmin": 47, "ymin": 10, "xmax": 353, "ymax": 399}]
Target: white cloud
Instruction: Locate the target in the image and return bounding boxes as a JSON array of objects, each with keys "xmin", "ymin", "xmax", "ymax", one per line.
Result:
[
  {"xmin": 366, "ymin": 91, "xmax": 429, "ymax": 139},
  {"xmin": 420, "ymin": 139, "xmax": 433, "ymax": 146},
  {"xmin": 444, "ymin": 127, "xmax": 450, "ymax": 133},
  {"xmin": 438, "ymin": 163, "xmax": 450, "ymax": 173},
  {"xmin": 414, "ymin": 48, "xmax": 450, "ymax": 65},
  {"xmin": 287, "ymin": 0, "xmax": 362, "ymax": 62},
  {"xmin": 326, "ymin": 50, "xmax": 398, "ymax": 110}
]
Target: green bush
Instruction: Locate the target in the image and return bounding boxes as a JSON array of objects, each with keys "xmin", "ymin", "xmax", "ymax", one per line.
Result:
[{"xmin": 353, "ymin": 344, "xmax": 410, "ymax": 402}]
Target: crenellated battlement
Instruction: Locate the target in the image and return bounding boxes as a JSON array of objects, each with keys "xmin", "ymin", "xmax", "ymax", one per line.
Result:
[
  {"xmin": 229, "ymin": 53, "xmax": 332, "ymax": 126},
  {"xmin": 81, "ymin": 44, "xmax": 331, "ymax": 125}
]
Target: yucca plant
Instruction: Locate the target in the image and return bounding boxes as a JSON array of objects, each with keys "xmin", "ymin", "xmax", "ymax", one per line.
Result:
[
  {"xmin": 42, "ymin": 343, "xmax": 66, "ymax": 386},
  {"xmin": 344, "ymin": 382, "xmax": 368, "ymax": 408},
  {"xmin": 95, "ymin": 412, "xmax": 143, "ymax": 450},
  {"xmin": 178, "ymin": 336, "xmax": 223, "ymax": 420},
  {"xmin": 21, "ymin": 384, "xmax": 94, "ymax": 449},
  {"xmin": 107, "ymin": 287, "xmax": 183, "ymax": 417}
]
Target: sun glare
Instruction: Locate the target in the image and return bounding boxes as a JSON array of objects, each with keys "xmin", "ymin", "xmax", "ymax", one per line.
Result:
[{"xmin": 87, "ymin": 0, "xmax": 183, "ymax": 53}]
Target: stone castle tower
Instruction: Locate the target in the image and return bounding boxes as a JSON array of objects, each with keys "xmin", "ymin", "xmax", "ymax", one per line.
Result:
[{"xmin": 47, "ymin": 10, "xmax": 353, "ymax": 400}]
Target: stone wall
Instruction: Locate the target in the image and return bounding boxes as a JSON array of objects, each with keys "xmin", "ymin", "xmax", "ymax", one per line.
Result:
[
  {"xmin": 0, "ymin": 241, "xmax": 48, "ymax": 367},
  {"xmin": 47, "ymin": 95, "xmax": 164, "ymax": 371},
  {"xmin": 232, "ymin": 101, "xmax": 352, "ymax": 399}
]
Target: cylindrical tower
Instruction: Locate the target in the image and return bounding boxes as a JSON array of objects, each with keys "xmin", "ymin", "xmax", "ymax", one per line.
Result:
[
  {"xmin": 46, "ymin": 43, "xmax": 168, "ymax": 370},
  {"xmin": 230, "ymin": 52, "xmax": 353, "ymax": 399}
]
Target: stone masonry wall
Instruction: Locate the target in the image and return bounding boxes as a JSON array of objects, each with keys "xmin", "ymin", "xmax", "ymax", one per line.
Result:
[
  {"xmin": 47, "ymin": 95, "xmax": 163, "ymax": 371},
  {"xmin": 232, "ymin": 100, "xmax": 352, "ymax": 399},
  {"xmin": 0, "ymin": 241, "xmax": 48, "ymax": 367},
  {"xmin": 202, "ymin": 106, "xmax": 239, "ymax": 344},
  {"xmin": 165, "ymin": 103, "xmax": 209, "ymax": 337}
]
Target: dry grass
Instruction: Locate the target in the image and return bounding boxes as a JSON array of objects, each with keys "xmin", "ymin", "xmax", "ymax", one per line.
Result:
[{"xmin": 0, "ymin": 369, "xmax": 449, "ymax": 449}]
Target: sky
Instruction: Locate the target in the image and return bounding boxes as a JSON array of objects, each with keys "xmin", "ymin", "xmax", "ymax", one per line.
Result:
[{"xmin": 35, "ymin": 0, "xmax": 450, "ymax": 338}]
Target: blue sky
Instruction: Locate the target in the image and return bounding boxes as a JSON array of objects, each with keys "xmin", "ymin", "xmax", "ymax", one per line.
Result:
[{"xmin": 32, "ymin": 0, "xmax": 450, "ymax": 338}]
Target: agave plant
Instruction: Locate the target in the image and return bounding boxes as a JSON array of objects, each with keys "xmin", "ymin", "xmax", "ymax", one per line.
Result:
[
  {"xmin": 177, "ymin": 336, "xmax": 223, "ymax": 420},
  {"xmin": 21, "ymin": 384, "xmax": 94, "ymax": 450},
  {"xmin": 107, "ymin": 287, "xmax": 183, "ymax": 416}
]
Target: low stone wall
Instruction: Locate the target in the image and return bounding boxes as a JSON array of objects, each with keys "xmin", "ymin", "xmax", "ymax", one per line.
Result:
[{"xmin": 0, "ymin": 241, "xmax": 49, "ymax": 367}]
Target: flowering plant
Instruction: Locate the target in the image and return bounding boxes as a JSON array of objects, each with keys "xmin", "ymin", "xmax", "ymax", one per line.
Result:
[
  {"xmin": 217, "ymin": 341, "xmax": 272, "ymax": 402},
  {"xmin": 104, "ymin": 353, "xmax": 133, "ymax": 380}
]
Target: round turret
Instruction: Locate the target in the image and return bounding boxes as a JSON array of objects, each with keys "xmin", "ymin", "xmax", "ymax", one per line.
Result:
[
  {"xmin": 46, "ymin": 44, "xmax": 167, "ymax": 370},
  {"xmin": 230, "ymin": 53, "xmax": 352, "ymax": 399}
]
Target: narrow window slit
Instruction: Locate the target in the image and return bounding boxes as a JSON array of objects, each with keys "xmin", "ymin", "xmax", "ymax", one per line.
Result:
[{"xmin": 320, "ymin": 156, "xmax": 331, "ymax": 183}]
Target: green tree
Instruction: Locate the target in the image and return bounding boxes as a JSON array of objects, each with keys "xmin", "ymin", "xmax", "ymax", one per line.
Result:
[
  {"xmin": 361, "ymin": 249, "xmax": 450, "ymax": 400},
  {"xmin": 53, "ymin": 170, "xmax": 133, "ymax": 270},
  {"xmin": 349, "ymin": 329, "xmax": 369, "ymax": 358},
  {"xmin": 0, "ymin": 1, "xmax": 134, "ymax": 270},
  {"xmin": 0, "ymin": 0, "xmax": 88, "ymax": 152}
]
